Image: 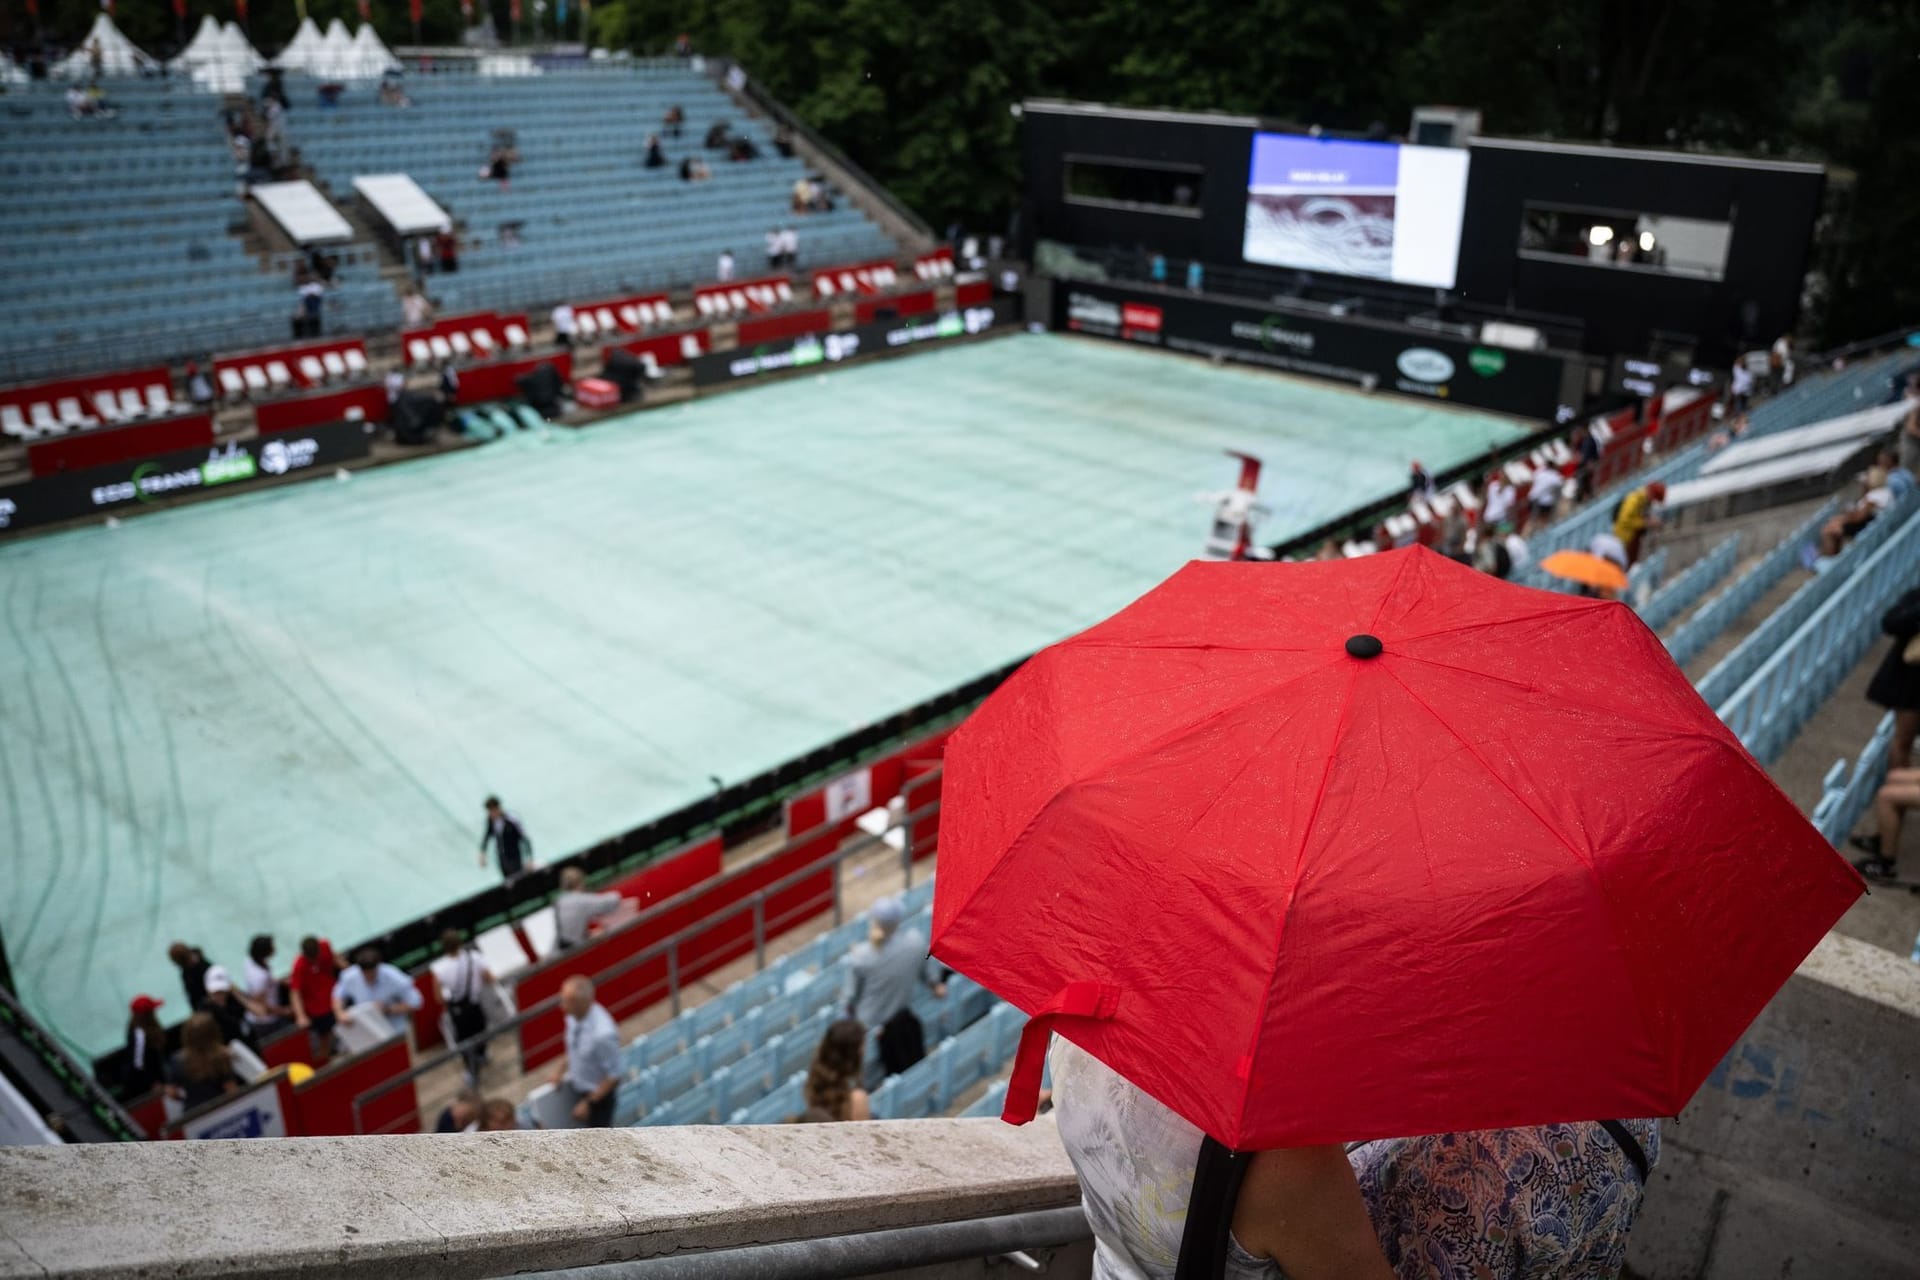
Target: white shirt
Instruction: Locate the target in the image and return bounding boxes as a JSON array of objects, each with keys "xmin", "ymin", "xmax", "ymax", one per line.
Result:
[
  {"xmin": 777, "ymin": 227, "xmax": 798, "ymax": 256},
  {"xmin": 1589, "ymin": 532, "xmax": 1628, "ymax": 569},
  {"xmin": 1528, "ymin": 467, "xmax": 1562, "ymax": 507},
  {"xmin": 716, "ymin": 253, "xmax": 736, "ymax": 282},
  {"xmin": 1484, "ymin": 479, "xmax": 1516, "ymax": 526},
  {"xmin": 1731, "ymin": 363, "xmax": 1754, "ymax": 395},
  {"xmin": 429, "ymin": 948, "xmax": 489, "ymax": 1005},
  {"xmin": 765, "ymin": 230, "xmax": 782, "ymax": 256},
  {"xmin": 551, "ymin": 303, "xmax": 576, "ymax": 335},
  {"xmin": 242, "ymin": 958, "xmax": 278, "ymax": 1027},
  {"xmin": 403, "ymin": 294, "xmax": 431, "ymax": 325}
]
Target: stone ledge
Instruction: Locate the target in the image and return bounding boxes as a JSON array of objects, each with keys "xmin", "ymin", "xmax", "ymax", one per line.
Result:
[{"xmin": 0, "ymin": 1118, "xmax": 1078, "ymax": 1280}]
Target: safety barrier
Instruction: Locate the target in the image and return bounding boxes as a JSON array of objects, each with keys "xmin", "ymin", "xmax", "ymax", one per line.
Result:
[
  {"xmin": 1665, "ymin": 498, "xmax": 1842, "ymax": 670},
  {"xmin": 1638, "ymin": 533, "xmax": 1741, "ymax": 634},
  {"xmin": 1810, "ymin": 712, "xmax": 1897, "ymax": 845},
  {"xmin": 1696, "ymin": 488, "xmax": 1919, "ymax": 710},
  {"xmin": 1717, "ymin": 502, "xmax": 1920, "ymax": 763}
]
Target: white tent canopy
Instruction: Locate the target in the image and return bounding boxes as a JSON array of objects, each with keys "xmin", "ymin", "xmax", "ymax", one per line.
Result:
[
  {"xmin": 51, "ymin": 14, "xmax": 157, "ymax": 78},
  {"xmin": 274, "ymin": 17, "xmax": 324, "ymax": 71},
  {"xmin": 0, "ymin": 53, "xmax": 29, "ymax": 86},
  {"xmin": 171, "ymin": 14, "xmax": 223, "ymax": 68},
  {"xmin": 314, "ymin": 19, "xmax": 354, "ymax": 79},
  {"xmin": 347, "ymin": 23, "xmax": 401, "ymax": 78},
  {"xmin": 219, "ymin": 22, "xmax": 267, "ymax": 72}
]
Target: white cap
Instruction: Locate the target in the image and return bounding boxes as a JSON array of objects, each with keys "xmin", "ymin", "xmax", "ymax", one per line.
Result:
[{"xmin": 203, "ymin": 964, "xmax": 233, "ymax": 994}]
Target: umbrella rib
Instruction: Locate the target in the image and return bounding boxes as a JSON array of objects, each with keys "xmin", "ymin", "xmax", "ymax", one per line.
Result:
[
  {"xmin": 1378, "ymin": 664, "xmax": 1664, "ymax": 1081},
  {"xmin": 1065, "ymin": 640, "xmax": 1324, "ymax": 655},
  {"xmin": 1391, "ymin": 601, "xmax": 1601, "ymax": 646},
  {"xmin": 1231, "ymin": 659, "xmax": 1365, "ymax": 1145},
  {"xmin": 1384, "ymin": 650, "xmax": 1718, "ymax": 742}
]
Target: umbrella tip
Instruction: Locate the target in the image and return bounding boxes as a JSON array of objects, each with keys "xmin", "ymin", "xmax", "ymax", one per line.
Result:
[{"xmin": 1345, "ymin": 634, "xmax": 1383, "ymax": 659}]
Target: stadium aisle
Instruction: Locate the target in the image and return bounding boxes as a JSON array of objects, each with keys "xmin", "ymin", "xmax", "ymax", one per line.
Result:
[{"xmin": 0, "ymin": 331, "xmax": 1528, "ymax": 1052}]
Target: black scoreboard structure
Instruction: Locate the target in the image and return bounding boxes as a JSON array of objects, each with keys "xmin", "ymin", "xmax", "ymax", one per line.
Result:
[{"xmin": 1021, "ymin": 100, "xmax": 1825, "ymax": 404}]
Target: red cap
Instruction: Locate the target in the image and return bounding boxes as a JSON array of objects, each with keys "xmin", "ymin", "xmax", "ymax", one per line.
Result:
[
  {"xmin": 129, "ymin": 994, "xmax": 164, "ymax": 1015},
  {"xmin": 1648, "ymin": 482, "xmax": 1667, "ymax": 500}
]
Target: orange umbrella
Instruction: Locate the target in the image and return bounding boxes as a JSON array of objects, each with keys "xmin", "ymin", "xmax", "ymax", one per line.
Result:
[{"xmin": 1540, "ymin": 550, "xmax": 1629, "ymax": 592}]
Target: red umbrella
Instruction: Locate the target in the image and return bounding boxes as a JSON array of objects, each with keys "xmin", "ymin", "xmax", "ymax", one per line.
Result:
[{"xmin": 932, "ymin": 546, "xmax": 1861, "ymax": 1150}]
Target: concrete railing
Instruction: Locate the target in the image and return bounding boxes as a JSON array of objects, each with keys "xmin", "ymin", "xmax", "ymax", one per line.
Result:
[{"xmin": 0, "ymin": 1117, "xmax": 1080, "ymax": 1279}]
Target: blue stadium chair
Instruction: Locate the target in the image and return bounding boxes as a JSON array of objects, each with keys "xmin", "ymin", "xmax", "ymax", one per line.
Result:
[
  {"xmin": 731, "ymin": 1071, "xmax": 808, "ymax": 1125},
  {"xmin": 961, "ymin": 1081, "xmax": 1009, "ymax": 1119}
]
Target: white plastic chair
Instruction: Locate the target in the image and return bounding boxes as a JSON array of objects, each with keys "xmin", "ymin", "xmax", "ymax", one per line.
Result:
[
  {"xmin": 55, "ymin": 397, "xmax": 92, "ymax": 427},
  {"xmin": 429, "ymin": 335, "xmax": 453, "ymax": 362},
  {"xmin": 595, "ymin": 308, "xmax": 617, "ymax": 332},
  {"xmin": 93, "ymin": 391, "xmax": 123, "ymax": 421},
  {"xmin": 407, "ymin": 338, "xmax": 432, "ymax": 366},
  {"xmin": 449, "ymin": 331, "xmax": 473, "ymax": 358},
  {"xmin": 503, "ymin": 323, "xmax": 528, "ymax": 349},
  {"xmin": 815, "ymin": 275, "xmax": 836, "ymax": 297},
  {"xmin": 0, "ymin": 405, "xmax": 26, "ymax": 436},
  {"xmin": 299, "ymin": 356, "xmax": 326, "ymax": 384},
  {"xmin": 342, "ymin": 348, "xmax": 368, "ymax": 377},
  {"xmin": 29, "ymin": 402, "xmax": 58, "ymax": 430},
  {"xmin": 618, "ymin": 304, "xmax": 641, "ymax": 330},
  {"xmin": 652, "ymin": 301, "xmax": 673, "ymax": 324},
  {"xmin": 219, "ymin": 368, "xmax": 247, "ymax": 400},
  {"xmin": 680, "ymin": 334, "xmax": 703, "ymax": 360},
  {"xmin": 470, "ymin": 330, "xmax": 496, "ymax": 356},
  {"xmin": 118, "ymin": 388, "xmax": 146, "ymax": 418},
  {"xmin": 266, "ymin": 361, "xmax": 293, "ymax": 390},
  {"xmin": 242, "ymin": 366, "xmax": 269, "ymax": 397}
]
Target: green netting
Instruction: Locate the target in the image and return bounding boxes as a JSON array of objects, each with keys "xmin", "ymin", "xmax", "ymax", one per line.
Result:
[{"xmin": 0, "ymin": 333, "xmax": 1527, "ymax": 1052}]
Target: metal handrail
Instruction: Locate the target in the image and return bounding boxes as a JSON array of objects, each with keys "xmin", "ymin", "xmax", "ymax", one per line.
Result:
[
  {"xmin": 349, "ymin": 773, "xmax": 944, "ymax": 1133},
  {"xmin": 0, "ymin": 986, "xmax": 145, "ymax": 1143}
]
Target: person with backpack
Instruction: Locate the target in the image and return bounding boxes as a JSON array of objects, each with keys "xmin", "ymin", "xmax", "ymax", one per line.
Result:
[
  {"xmin": 841, "ymin": 896, "xmax": 947, "ymax": 1076},
  {"xmin": 1611, "ymin": 481, "xmax": 1666, "ymax": 566},
  {"xmin": 430, "ymin": 929, "xmax": 495, "ymax": 1086}
]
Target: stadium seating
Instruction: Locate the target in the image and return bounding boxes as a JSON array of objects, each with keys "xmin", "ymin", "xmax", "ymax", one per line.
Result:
[
  {"xmin": 1638, "ymin": 533, "xmax": 1741, "ymax": 634},
  {"xmin": 279, "ymin": 66, "xmax": 898, "ymax": 319},
  {"xmin": 0, "ymin": 78, "xmax": 394, "ymax": 383},
  {"xmin": 1811, "ymin": 712, "xmax": 1898, "ymax": 845},
  {"xmin": 1663, "ymin": 500, "xmax": 1841, "ymax": 668}
]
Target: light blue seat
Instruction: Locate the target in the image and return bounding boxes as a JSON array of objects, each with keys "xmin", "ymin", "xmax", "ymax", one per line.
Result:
[{"xmin": 730, "ymin": 1071, "xmax": 807, "ymax": 1125}]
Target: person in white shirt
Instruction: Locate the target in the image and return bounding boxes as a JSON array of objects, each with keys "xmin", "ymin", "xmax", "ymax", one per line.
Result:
[
  {"xmin": 1729, "ymin": 360, "xmax": 1755, "ymax": 414},
  {"xmin": 551, "ymin": 976, "xmax": 622, "ymax": 1127},
  {"xmin": 1526, "ymin": 465, "xmax": 1564, "ymax": 525},
  {"xmin": 555, "ymin": 867, "xmax": 625, "ymax": 950},
  {"xmin": 765, "ymin": 227, "xmax": 783, "ymax": 270},
  {"xmin": 1482, "ymin": 474, "xmax": 1516, "ymax": 528},
  {"xmin": 402, "ymin": 288, "xmax": 433, "ymax": 327},
  {"xmin": 1769, "ymin": 332, "xmax": 1795, "ymax": 389},
  {"xmin": 551, "ymin": 302, "xmax": 577, "ymax": 349},
  {"xmin": 777, "ymin": 225, "xmax": 799, "ymax": 268},
  {"xmin": 716, "ymin": 249, "xmax": 736, "ymax": 282},
  {"xmin": 238, "ymin": 935, "xmax": 292, "ymax": 1035},
  {"xmin": 430, "ymin": 929, "xmax": 496, "ymax": 1085}
]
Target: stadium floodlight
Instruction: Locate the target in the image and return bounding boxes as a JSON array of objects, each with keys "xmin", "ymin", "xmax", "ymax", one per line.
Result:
[
  {"xmin": 1589, "ymin": 225, "xmax": 1614, "ymax": 247},
  {"xmin": 1639, "ymin": 230, "xmax": 1657, "ymax": 252}
]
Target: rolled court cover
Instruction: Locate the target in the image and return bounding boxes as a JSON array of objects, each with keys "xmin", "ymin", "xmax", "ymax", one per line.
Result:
[{"xmin": 932, "ymin": 546, "xmax": 1862, "ymax": 1149}]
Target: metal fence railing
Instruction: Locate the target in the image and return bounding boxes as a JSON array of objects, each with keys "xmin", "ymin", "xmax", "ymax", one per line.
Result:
[
  {"xmin": 1639, "ymin": 533, "xmax": 1742, "ymax": 634},
  {"xmin": 1665, "ymin": 498, "xmax": 1842, "ymax": 670}
]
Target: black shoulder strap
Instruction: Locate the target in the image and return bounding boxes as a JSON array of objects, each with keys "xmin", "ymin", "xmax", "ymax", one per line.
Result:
[
  {"xmin": 1174, "ymin": 1136, "xmax": 1251, "ymax": 1280},
  {"xmin": 1599, "ymin": 1119, "xmax": 1649, "ymax": 1183}
]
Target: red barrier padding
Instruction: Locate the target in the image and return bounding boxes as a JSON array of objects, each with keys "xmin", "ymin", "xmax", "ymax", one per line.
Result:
[
  {"xmin": 736, "ymin": 308, "xmax": 833, "ymax": 347},
  {"xmin": 955, "ymin": 280, "xmax": 993, "ymax": 307},
  {"xmin": 27, "ymin": 412, "xmax": 214, "ymax": 478},
  {"xmin": 289, "ymin": 1035, "xmax": 418, "ymax": 1136},
  {"xmin": 257, "ymin": 1024, "xmax": 312, "ymax": 1071},
  {"xmin": 855, "ymin": 290, "xmax": 937, "ymax": 325},
  {"xmin": 254, "ymin": 383, "xmax": 388, "ymax": 434},
  {"xmin": 125, "ymin": 1091, "xmax": 169, "ymax": 1139},
  {"xmin": 453, "ymin": 351, "xmax": 572, "ymax": 406},
  {"xmin": 512, "ymin": 834, "xmax": 836, "ymax": 1072},
  {"xmin": 0, "ymin": 364, "xmax": 171, "ymax": 417},
  {"xmin": 610, "ymin": 835, "xmax": 724, "ymax": 906}
]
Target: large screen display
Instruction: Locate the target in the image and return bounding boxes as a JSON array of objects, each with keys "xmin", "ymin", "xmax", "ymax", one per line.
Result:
[{"xmin": 1242, "ymin": 133, "xmax": 1470, "ymax": 289}]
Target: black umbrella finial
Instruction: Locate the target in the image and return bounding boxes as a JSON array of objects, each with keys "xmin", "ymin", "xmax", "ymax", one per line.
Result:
[{"xmin": 1345, "ymin": 634, "xmax": 1383, "ymax": 659}]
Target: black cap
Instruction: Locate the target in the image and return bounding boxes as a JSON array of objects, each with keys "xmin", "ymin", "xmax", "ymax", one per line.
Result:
[{"xmin": 1345, "ymin": 634, "xmax": 1383, "ymax": 659}]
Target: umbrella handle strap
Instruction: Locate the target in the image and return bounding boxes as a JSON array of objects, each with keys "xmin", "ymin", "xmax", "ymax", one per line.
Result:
[{"xmin": 1000, "ymin": 980, "xmax": 1120, "ymax": 1126}]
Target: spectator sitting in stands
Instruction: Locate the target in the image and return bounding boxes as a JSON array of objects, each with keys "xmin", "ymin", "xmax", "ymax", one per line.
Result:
[
  {"xmin": 716, "ymin": 248, "xmax": 736, "ymax": 283},
  {"xmin": 480, "ymin": 1098, "xmax": 521, "ymax": 1131},
  {"xmin": 1817, "ymin": 464, "xmax": 1896, "ymax": 559},
  {"xmin": 1474, "ymin": 521, "xmax": 1526, "ymax": 580},
  {"xmin": 485, "ymin": 148, "xmax": 512, "ymax": 190},
  {"xmin": 777, "ymin": 225, "xmax": 799, "ymax": 267},
  {"xmin": 1900, "ymin": 374, "xmax": 1920, "ymax": 480},
  {"xmin": 296, "ymin": 278, "xmax": 326, "ymax": 340},
  {"xmin": 385, "ymin": 369, "xmax": 406, "ymax": 403},
  {"xmin": 416, "ymin": 235, "xmax": 436, "ymax": 278},
  {"xmin": 331, "ymin": 945, "xmax": 424, "ymax": 1030},
  {"xmin": 555, "ymin": 866, "xmax": 623, "ymax": 950},
  {"xmin": 644, "ymin": 134, "xmax": 667, "ymax": 168},
  {"xmin": 1848, "ymin": 768, "xmax": 1920, "ymax": 880},
  {"xmin": 201, "ymin": 965, "xmax": 252, "ymax": 1046},
  {"xmin": 185, "ymin": 362, "xmax": 215, "ymax": 406},
  {"xmin": 123, "ymin": 995, "xmax": 168, "ymax": 1098},
  {"xmin": 166, "ymin": 1012, "xmax": 245, "ymax": 1112},
  {"xmin": 1185, "ymin": 259, "xmax": 1204, "ymax": 291},
  {"xmin": 679, "ymin": 156, "xmax": 710, "ymax": 182},
  {"xmin": 1483, "ymin": 472, "xmax": 1517, "ymax": 528},
  {"xmin": 802, "ymin": 1018, "xmax": 871, "ymax": 1121},
  {"xmin": 402, "ymin": 286, "xmax": 433, "ymax": 328},
  {"xmin": 791, "ymin": 177, "xmax": 816, "ymax": 214},
  {"xmin": 1865, "ymin": 580, "xmax": 1920, "ymax": 773},
  {"xmin": 551, "ymin": 302, "xmax": 577, "ymax": 349},
  {"xmin": 773, "ymin": 125, "xmax": 795, "ymax": 158},
  {"xmin": 66, "ymin": 84, "xmax": 95, "ymax": 118},
  {"xmin": 377, "ymin": 75, "xmax": 412, "ymax": 109},
  {"xmin": 436, "ymin": 1088, "xmax": 482, "ymax": 1133},
  {"xmin": 673, "ymin": 32, "xmax": 694, "ymax": 57},
  {"xmin": 662, "ymin": 104, "xmax": 684, "ymax": 138},
  {"xmin": 704, "ymin": 120, "xmax": 731, "ymax": 149},
  {"xmin": 728, "ymin": 134, "xmax": 760, "ymax": 162}
]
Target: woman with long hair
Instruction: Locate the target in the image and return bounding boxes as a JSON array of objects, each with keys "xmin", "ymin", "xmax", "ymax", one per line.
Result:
[
  {"xmin": 802, "ymin": 1018, "xmax": 871, "ymax": 1121},
  {"xmin": 165, "ymin": 1012, "xmax": 241, "ymax": 1111}
]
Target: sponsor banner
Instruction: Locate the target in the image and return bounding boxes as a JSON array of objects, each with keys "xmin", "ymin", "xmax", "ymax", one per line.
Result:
[
  {"xmin": 1056, "ymin": 281, "xmax": 1566, "ymax": 419},
  {"xmin": 178, "ymin": 1075, "xmax": 289, "ymax": 1140},
  {"xmin": 0, "ymin": 418, "xmax": 373, "ymax": 539},
  {"xmin": 688, "ymin": 297, "xmax": 1019, "ymax": 387}
]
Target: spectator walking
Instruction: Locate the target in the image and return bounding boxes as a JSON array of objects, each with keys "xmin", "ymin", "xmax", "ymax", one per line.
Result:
[
  {"xmin": 297, "ymin": 278, "xmax": 325, "ymax": 339},
  {"xmin": 1612, "ymin": 481, "xmax": 1665, "ymax": 565},
  {"xmin": 122, "ymin": 995, "xmax": 168, "ymax": 1097},
  {"xmin": 331, "ymin": 946, "xmax": 423, "ymax": 1030},
  {"xmin": 385, "ymin": 368, "xmax": 406, "ymax": 403},
  {"xmin": 1482, "ymin": 472, "xmax": 1517, "ymax": 530},
  {"xmin": 479, "ymin": 796, "xmax": 533, "ymax": 878},
  {"xmin": 435, "ymin": 1088, "xmax": 482, "ymax": 1133},
  {"xmin": 238, "ymin": 935, "xmax": 292, "ymax": 1037},
  {"xmin": 1571, "ymin": 423, "xmax": 1601, "ymax": 497},
  {"xmin": 289, "ymin": 935, "xmax": 340, "ymax": 1062},
  {"xmin": 415, "ymin": 235, "xmax": 436, "ymax": 279},
  {"xmin": 168, "ymin": 942, "xmax": 213, "ymax": 1010},
  {"xmin": 201, "ymin": 966, "xmax": 251, "ymax": 1046},
  {"xmin": 1351, "ymin": 1119, "xmax": 1659, "ymax": 1278},
  {"xmin": 704, "ymin": 120, "xmax": 730, "ymax": 149},
  {"xmin": 551, "ymin": 302, "xmax": 577, "ymax": 348},
  {"xmin": 1526, "ymin": 463, "xmax": 1563, "ymax": 526},
  {"xmin": 1407, "ymin": 460, "xmax": 1434, "ymax": 502},
  {"xmin": 1849, "ymin": 767, "xmax": 1920, "ymax": 880},
  {"xmin": 1051, "ymin": 1037, "xmax": 1395, "ymax": 1279},
  {"xmin": 485, "ymin": 148, "xmax": 512, "ymax": 189},
  {"xmin": 1863, "ymin": 582, "xmax": 1920, "ymax": 776},
  {"xmin": 555, "ymin": 866, "xmax": 624, "ymax": 950},
  {"xmin": 842, "ymin": 895, "xmax": 946, "ymax": 1076},
  {"xmin": 402, "ymin": 287, "xmax": 433, "ymax": 327},
  {"xmin": 716, "ymin": 249, "xmax": 736, "ymax": 282},
  {"xmin": 551, "ymin": 976, "xmax": 620, "ymax": 1127},
  {"xmin": 801, "ymin": 1018, "xmax": 871, "ymax": 1121},
  {"xmin": 166, "ymin": 1012, "xmax": 245, "ymax": 1112},
  {"xmin": 430, "ymin": 929, "xmax": 495, "ymax": 1085},
  {"xmin": 644, "ymin": 134, "xmax": 667, "ymax": 168},
  {"xmin": 1729, "ymin": 360, "xmax": 1755, "ymax": 416}
]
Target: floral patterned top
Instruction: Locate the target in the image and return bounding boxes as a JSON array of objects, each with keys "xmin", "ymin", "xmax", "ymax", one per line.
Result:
[{"xmin": 1349, "ymin": 1119, "xmax": 1660, "ymax": 1280}]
